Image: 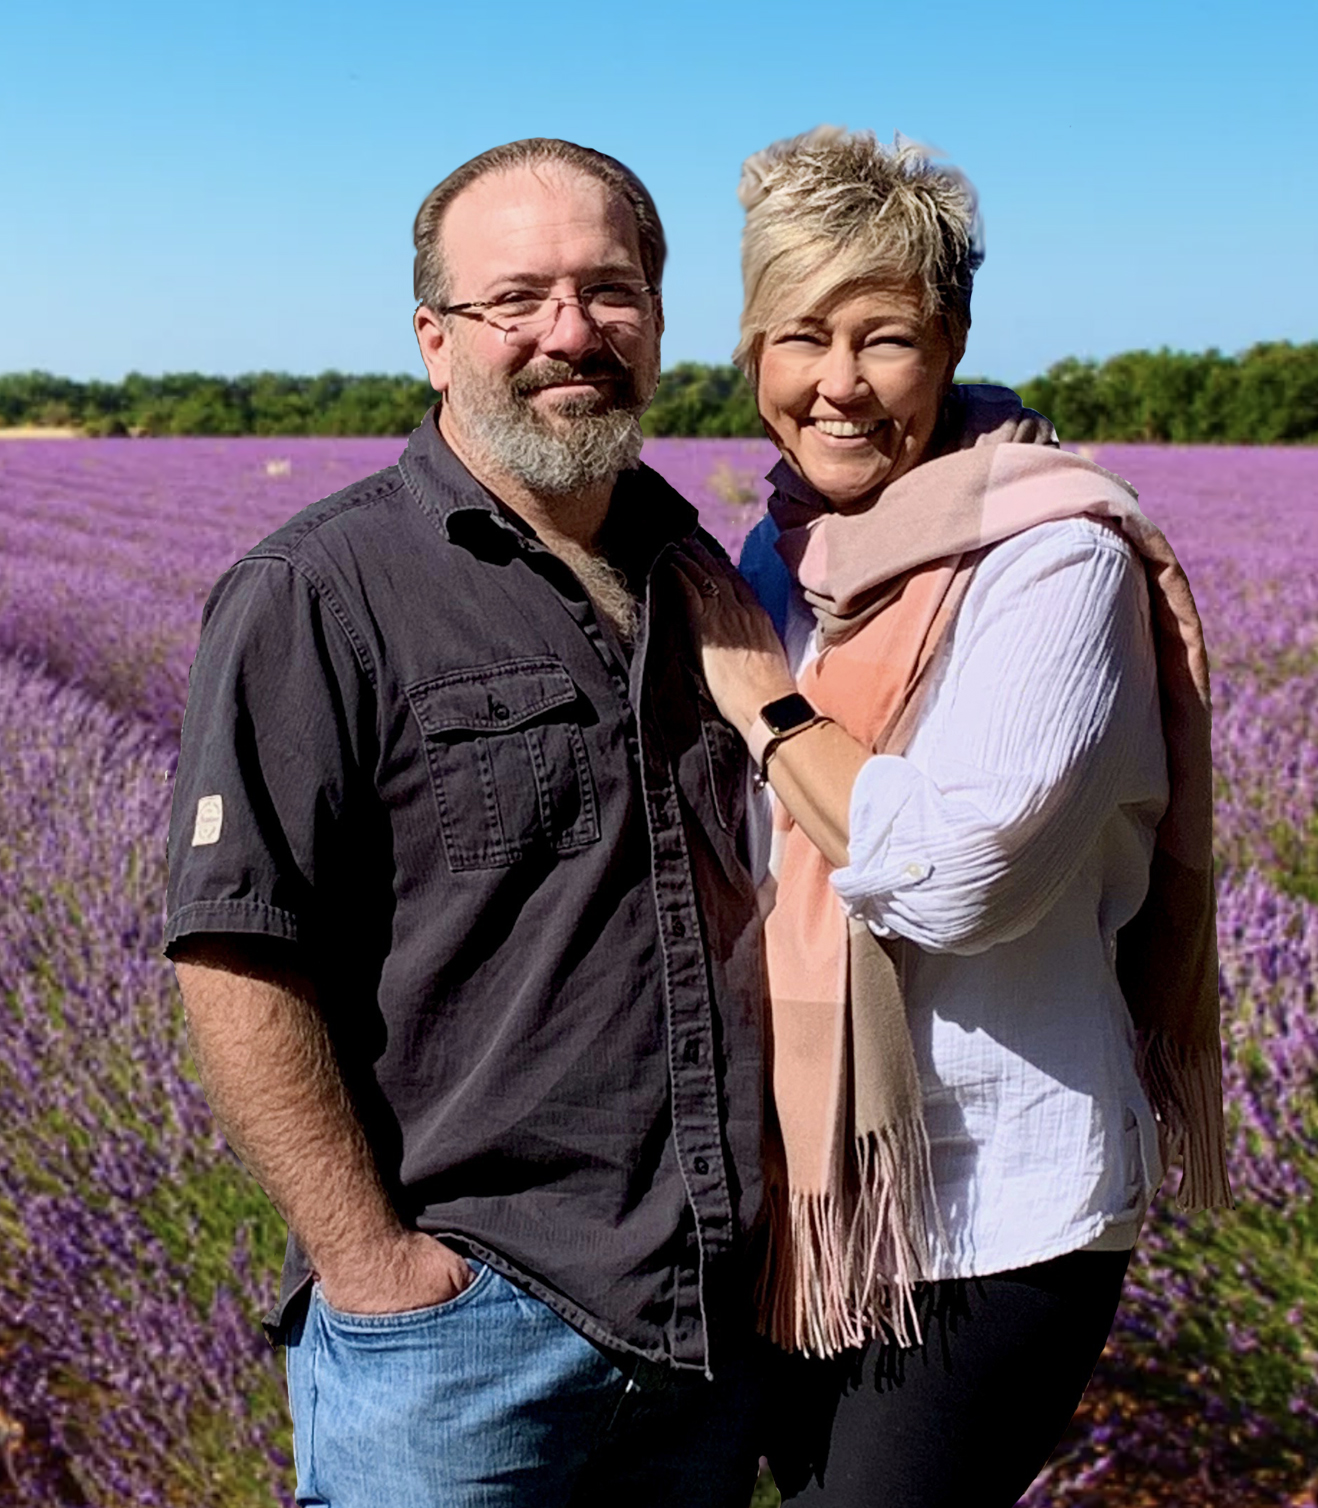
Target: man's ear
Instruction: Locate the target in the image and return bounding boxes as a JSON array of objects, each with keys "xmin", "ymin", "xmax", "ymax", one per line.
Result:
[
  {"xmin": 413, "ymin": 305, "xmax": 452, "ymax": 395},
  {"xmin": 653, "ymin": 292, "xmax": 665, "ymax": 339}
]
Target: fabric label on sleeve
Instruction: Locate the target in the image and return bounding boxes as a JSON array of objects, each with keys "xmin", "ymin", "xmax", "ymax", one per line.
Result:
[{"xmin": 192, "ymin": 794, "xmax": 224, "ymax": 846}]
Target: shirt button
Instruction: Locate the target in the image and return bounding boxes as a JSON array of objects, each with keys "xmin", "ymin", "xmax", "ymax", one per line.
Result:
[
  {"xmin": 694, "ymin": 1157, "xmax": 710, "ymax": 1175},
  {"xmin": 491, "ymin": 702, "xmax": 510, "ymax": 721},
  {"xmin": 671, "ymin": 918, "xmax": 686, "ymax": 938},
  {"xmin": 903, "ymin": 860, "xmax": 931, "ymax": 880}
]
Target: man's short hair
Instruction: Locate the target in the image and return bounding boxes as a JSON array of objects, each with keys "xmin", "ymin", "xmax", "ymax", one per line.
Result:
[
  {"xmin": 733, "ymin": 126, "xmax": 983, "ymax": 383},
  {"xmin": 413, "ymin": 139, "xmax": 667, "ymax": 311}
]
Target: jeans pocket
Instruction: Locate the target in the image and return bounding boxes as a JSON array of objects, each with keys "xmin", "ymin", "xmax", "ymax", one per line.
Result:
[
  {"xmin": 312, "ymin": 1260, "xmax": 493, "ymax": 1339},
  {"xmin": 288, "ymin": 1262, "xmax": 618, "ymax": 1507},
  {"xmin": 407, "ymin": 659, "xmax": 600, "ymax": 871}
]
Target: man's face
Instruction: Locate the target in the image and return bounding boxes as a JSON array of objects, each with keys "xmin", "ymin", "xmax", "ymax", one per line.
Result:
[{"xmin": 415, "ymin": 164, "xmax": 663, "ymax": 496}]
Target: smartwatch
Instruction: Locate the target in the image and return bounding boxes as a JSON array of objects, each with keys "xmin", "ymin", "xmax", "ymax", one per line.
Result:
[{"xmin": 748, "ymin": 694, "xmax": 829, "ymax": 784}]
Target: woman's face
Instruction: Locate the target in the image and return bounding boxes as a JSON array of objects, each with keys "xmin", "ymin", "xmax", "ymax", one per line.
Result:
[{"xmin": 756, "ymin": 284, "xmax": 957, "ymax": 511}]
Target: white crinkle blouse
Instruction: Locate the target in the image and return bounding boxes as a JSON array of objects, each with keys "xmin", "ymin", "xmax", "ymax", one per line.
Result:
[{"xmin": 741, "ymin": 514, "xmax": 1169, "ymax": 1278}]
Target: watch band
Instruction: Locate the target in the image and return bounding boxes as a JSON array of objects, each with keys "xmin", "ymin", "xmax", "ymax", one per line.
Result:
[{"xmin": 746, "ymin": 715, "xmax": 780, "ymax": 773}]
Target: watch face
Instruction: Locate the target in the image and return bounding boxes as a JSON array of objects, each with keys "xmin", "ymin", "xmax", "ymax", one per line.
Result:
[{"xmin": 761, "ymin": 693, "xmax": 818, "ymax": 735}]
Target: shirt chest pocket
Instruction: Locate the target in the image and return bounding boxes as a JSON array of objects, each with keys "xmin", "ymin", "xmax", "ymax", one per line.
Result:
[{"xmin": 407, "ymin": 659, "xmax": 600, "ymax": 872}]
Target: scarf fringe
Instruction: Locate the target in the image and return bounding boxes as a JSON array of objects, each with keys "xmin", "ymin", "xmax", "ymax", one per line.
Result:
[
  {"xmin": 1137, "ymin": 1031, "xmax": 1233, "ymax": 1210},
  {"xmin": 757, "ymin": 1117, "xmax": 941, "ymax": 1358}
]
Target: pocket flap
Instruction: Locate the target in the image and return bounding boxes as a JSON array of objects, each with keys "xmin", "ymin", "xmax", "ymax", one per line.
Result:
[{"xmin": 407, "ymin": 658, "xmax": 579, "ymax": 736}]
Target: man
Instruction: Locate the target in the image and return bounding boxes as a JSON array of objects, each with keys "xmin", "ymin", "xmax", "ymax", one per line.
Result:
[{"xmin": 164, "ymin": 139, "xmax": 767, "ymax": 1506}]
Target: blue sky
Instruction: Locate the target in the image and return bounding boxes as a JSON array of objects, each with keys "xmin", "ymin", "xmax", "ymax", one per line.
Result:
[{"xmin": 2, "ymin": 0, "xmax": 1314, "ymax": 385}]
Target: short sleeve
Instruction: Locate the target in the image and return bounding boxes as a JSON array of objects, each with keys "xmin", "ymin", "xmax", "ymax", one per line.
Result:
[{"xmin": 164, "ymin": 556, "xmax": 374, "ymax": 957}]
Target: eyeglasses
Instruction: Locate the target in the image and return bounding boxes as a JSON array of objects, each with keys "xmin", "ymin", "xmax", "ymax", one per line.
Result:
[{"xmin": 433, "ymin": 282, "xmax": 659, "ymax": 341}]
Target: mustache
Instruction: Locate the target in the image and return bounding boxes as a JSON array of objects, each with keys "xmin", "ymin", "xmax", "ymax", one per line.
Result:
[{"xmin": 508, "ymin": 357, "xmax": 632, "ymax": 398}]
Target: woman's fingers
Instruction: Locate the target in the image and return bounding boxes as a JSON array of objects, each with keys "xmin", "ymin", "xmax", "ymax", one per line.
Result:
[
  {"xmin": 681, "ymin": 537, "xmax": 742, "ymax": 590},
  {"xmin": 678, "ymin": 552, "xmax": 783, "ymax": 660},
  {"xmin": 725, "ymin": 567, "xmax": 765, "ymax": 611},
  {"xmin": 670, "ymin": 546, "xmax": 798, "ymax": 732},
  {"xmin": 672, "ymin": 548, "xmax": 724, "ymax": 603},
  {"xmin": 675, "ymin": 540, "xmax": 766, "ymax": 617}
]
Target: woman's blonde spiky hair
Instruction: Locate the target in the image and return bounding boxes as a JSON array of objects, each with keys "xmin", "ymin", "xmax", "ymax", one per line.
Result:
[{"xmin": 734, "ymin": 126, "xmax": 983, "ymax": 382}]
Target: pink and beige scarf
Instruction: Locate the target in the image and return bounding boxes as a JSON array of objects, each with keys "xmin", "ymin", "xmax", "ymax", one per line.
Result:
[{"xmin": 757, "ymin": 385, "xmax": 1232, "ymax": 1358}]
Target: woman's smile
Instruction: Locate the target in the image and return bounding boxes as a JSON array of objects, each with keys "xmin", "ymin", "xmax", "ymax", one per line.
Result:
[
  {"xmin": 757, "ymin": 284, "xmax": 955, "ymax": 509},
  {"xmin": 809, "ymin": 416, "xmax": 885, "ymax": 439}
]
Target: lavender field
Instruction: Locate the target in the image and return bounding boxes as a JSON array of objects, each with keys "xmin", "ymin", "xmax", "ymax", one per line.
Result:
[{"xmin": 1, "ymin": 434, "xmax": 1316, "ymax": 1505}]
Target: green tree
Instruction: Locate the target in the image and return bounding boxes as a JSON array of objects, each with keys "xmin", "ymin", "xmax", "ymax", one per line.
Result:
[
  {"xmin": 1019, "ymin": 357, "xmax": 1105, "ymax": 442},
  {"xmin": 642, "ymin": 363, "xmax": 762, "ymax": 437}
]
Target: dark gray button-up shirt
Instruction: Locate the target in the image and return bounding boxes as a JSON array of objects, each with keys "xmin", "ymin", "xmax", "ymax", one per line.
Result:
[{"xmin": 164, "ymin": 413, "xmax": 766, "ymax": 1374}]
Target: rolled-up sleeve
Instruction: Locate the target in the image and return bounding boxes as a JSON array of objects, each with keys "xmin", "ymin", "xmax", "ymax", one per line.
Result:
[
  {"xmin": 830, "ymin": 519, "xmax": 1166, "ymax": 954},
  {"xmin": 164, "ymin": 555, "xmax": 374, "ymax": 956}
]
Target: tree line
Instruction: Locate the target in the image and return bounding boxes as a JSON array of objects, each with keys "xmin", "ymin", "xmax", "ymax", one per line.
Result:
[
  {"xmin": 1017, "ymin": 342, "xmax": 1318, "ymax": 444},
  {"xmin": 2, "ymin": 342, "xmax": 1316, "ymax": 442},
  {"xmin": 0, "ymin": 371, "xmax": 436, "ymax": 439}
]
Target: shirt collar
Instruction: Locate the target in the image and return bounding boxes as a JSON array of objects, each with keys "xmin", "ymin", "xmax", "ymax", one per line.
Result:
[{"xmin": 397, "ymin": 406, "xmax": 512, "ymax": 536}]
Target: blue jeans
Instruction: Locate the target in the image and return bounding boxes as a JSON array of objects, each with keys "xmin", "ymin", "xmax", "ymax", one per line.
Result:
[{"xmin": 284, "ymin": 1262, "xmax": 765, "ymax": 1507}]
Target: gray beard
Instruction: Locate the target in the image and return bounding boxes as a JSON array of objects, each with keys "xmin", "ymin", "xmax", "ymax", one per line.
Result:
[
  {"xmin": 464, "ymin": 396, "xmax": 644, "ymax": 496},
  {"xmin": 549, "ymin": 535, "xmax": 640, "ymax": 644}
]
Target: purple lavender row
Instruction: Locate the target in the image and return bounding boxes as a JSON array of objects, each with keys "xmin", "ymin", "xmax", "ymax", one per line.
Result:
[
  {"xmin": 1021, "ymin": 869, "xmax": 1318, "ymax": 1505},
  {"xmin": 0, "ymin": 438, "xmax": 402, "ymax": 735},
  {"xmin": 1214, "ymin": 667, "xmax": 1318, "ymax": 881},
  {"xmin": 0, "ymin": 656, "xmax": 294, "ymax": 1505}
]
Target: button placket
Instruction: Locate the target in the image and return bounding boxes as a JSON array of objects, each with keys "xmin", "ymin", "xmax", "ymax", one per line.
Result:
[
  {"xmin": 641, "ymin": 748, "xmax": 734, "ymax": 1209},
  {"xmin": 633, "ymin": 688, "xmax": 735, "ymax": 1363}
]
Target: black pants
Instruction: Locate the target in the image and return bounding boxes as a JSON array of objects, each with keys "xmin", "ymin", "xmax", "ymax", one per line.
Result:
[{"xmin": 766, "ymin": 1248, "xmax": 1131, "ymax": 1508}]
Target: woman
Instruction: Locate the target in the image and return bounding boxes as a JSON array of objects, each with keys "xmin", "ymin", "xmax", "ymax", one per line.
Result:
[{"xmin": 678, "ymin": 127, "xmax": 1230, "ymax": 1506}]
